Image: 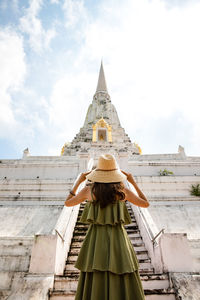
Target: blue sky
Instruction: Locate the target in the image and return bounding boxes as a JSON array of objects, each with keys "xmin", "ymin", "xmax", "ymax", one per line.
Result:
[{"xmin": 0, "ymin": 0, "xmax": 200, "ymax": 159}]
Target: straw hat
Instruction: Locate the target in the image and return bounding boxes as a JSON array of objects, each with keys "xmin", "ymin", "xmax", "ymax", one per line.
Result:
[{"xmin": 86, "ymin": 154, "xmax": 127, "ymax": 183}]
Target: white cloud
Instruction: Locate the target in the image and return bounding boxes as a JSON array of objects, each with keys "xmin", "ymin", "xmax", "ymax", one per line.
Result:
[
  {"xmin": 0, "ymin": 30, "xmax": 26, "ymax": 90},
  {"xmin": 63, "ymin": 0, "xmax": 87, "ymax": 29},
  {"xmin": 161, "ymin": 0, "xmax": 200, "ymax": 9},
  {"xmin": 0, "ymin": 29, "xmax": 26, "ymax": 136},
  {"xmin": 20, "ymin": 0, "xmax": 56, "ymax": 53},
  {"xmin": 49, "ymin": 70, "xmax": 95, "ymax": 139},
  {"xmin": 0, "ymin": 28, "xmax": 48, "ymax": 148}
]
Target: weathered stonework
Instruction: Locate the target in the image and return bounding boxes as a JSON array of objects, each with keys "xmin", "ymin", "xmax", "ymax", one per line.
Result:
[{"xmin": 170, "ymin": 272, "xmax": 200, "ymax": 300}]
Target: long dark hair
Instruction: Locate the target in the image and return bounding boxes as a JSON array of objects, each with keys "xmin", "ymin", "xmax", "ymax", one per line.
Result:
[{"xmin": 91, "ymin": 182, "xmax": 125, "ymax": 209}]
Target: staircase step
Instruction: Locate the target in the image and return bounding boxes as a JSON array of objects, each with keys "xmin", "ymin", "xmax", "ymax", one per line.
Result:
[
  {"xmin": 73, "ymin": 231, "xmax": 87, "ymax": 236},
  {"xmin": 77, "ymin": 218, "xmax": 138, "ymax": 226},
  {"xmin": 67, "ymin": 250, "xmax": 149, "ymax": 260},
  {"xmin": 67, "ymin": 254, "xmax": 150, "ymax": 264},
  {"xmin": 72, "ymin": 235, "xmax": 143, "ymax": 243},
  {"xmin": 70, "ymin": 243, "xmax": 147, "ymax": 253},
  {"xmin": 73, "ymin": 231, "xmax": 141, "ymax": 239},
  {"xmin": 64, "ymin": 263, "xmax": 154, "ymax": 274},
  {"xmin": 54, "ymin": 273, "xmax": 171, "ymax": 291},
  {"xmin": 73, "ymin": 227, "xmax": 139, "ymax": 233},
  {"xmin": 74, "ymin": 228, "xmax": 88, "ymax": 232},
  {"xmin": 74, "ymin": 228, "xmax": 139, "ymax": 236},
  {"xmin": 124, "ymin": 224, "xmax": 138, "ymax": 230},
  {"xmin": 125, "ymin": 228, "xmax": 139, "ymax": 233},
  {"xmin": 75, "ymin": 225, "xmax": 89, "ymax": 230},
  {"xmin": 50, "ymin": 295, "xmax": 176, "ymax": 300},
  {"xmin": 139, "ymin": 261, "xmax": 153, "ymax": 269},
  {"xmin": 64, "ymin": 266, "xmax": 155, "ymax": 277},
  {"xmin": 145, "ymin": 295, "xmax": 176, "ymax": 300},
  {"xmin": 132, "ymin": 241, "xmax": 145, "ymax": 247},
  {"xmin": 68, "ymin": 247, "xmax": 148, "ymax": 257},
  {"xmin": 49, "ymin": 291, "xmax": 75, "ymax": 300},
  {"xmin": 128, "ymin": 232, "xmax": 141, "ymax": 238},
  {"xmin": 69, "ymin": 241, "xmax": 84, "ymax": 248},
  {"xmin": 49, "ymin": 287, "xmax": 176, "ymax": 299}
]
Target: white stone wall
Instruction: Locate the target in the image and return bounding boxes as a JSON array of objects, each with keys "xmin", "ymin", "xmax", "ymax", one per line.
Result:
[
  {"xmin": 0, "ymin": 206, "xmax": 63, "ymax": 237},
  {"xmin": 128, "ymin": 175, "xmax": 200, "ymax": 199},
  {"xmin": 0, "ymin": 157, "xmax": 79, "ymax": 180},
  {"xmin": 148, "ymin": 203, "xmax": 200, "ymax": 239},
  {"xmin": 147, "ymin": 202, "xmax": 200, "ymax": 272},
  {"xmin": 128, "ymin": 160, "xmax": 200, "ymax": 176}
]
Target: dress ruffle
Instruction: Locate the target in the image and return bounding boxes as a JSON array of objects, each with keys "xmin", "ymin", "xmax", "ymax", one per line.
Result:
[
  {"xmin": 74, "ymin": 223, "xmax": 139, "ymax": 274},
  {"xmin": 75, "ymin": 270, "xmax": 145, "ymax": 300},
  {"xmin": 79, "ymin": 200, "xmax": 132, "ymax": 225}
]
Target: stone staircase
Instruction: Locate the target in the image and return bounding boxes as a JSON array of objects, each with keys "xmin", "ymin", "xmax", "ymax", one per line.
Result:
[{"xmin": 49, "ymin": 202, "xmax": 177, "ymax": 300}]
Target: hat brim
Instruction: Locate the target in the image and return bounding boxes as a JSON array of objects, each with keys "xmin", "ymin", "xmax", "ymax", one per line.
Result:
[{"xmin": 86, "ymin": 169, "xmax": 127, "ymax": 183}]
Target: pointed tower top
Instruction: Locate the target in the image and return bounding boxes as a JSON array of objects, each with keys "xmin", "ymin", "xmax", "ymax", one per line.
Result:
[{"xmin": 96, "ymin": 61, "xmax": 108, "ymax": 93}]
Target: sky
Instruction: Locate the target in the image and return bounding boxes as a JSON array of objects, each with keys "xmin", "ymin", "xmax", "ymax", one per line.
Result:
[{"xmin": 0, "ymin": 0, "xmax": 200, "ymax": 159}]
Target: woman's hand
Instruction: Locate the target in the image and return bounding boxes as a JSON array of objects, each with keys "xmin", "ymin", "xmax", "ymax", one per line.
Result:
[
  {"xmin": 65, "ymin": 171, "xmax": 92, "ymax": 204},
  {"xmin": 121, "ymin": 170, "xmax": 135, "ymax": 184},
  {"xmin": 78, "ymin": 171, "xmax": 91, "ymax": 183},
  {"xmin": 121, "ymin": 170, "xmax": 149, "ymax": 207}
]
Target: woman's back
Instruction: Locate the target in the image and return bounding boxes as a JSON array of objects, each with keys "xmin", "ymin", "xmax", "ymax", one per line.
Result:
[{"xmin": 80, "ymin": 197, "xmax": 132, "ymax": 225}]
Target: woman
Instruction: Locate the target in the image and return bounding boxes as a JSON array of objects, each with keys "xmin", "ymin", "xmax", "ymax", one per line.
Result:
[{"xmin": 65, "ymin": 154, "xmax": 149, "ymax": 300}]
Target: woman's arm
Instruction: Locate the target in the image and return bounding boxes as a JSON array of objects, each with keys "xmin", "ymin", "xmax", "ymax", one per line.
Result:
[
  {"xmin": 64, "ymin": 172, "xmax": 91, "ymax": 207},
  {"xmin": 122, "ymin": 171, "xmax": 149, "ymax": 208},
  {"xmin": 65, "ymin": 186, "xmax": 90, "ymax": 206}
]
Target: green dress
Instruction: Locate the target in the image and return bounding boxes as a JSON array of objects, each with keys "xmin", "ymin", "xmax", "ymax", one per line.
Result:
[{"xmin": 74, "ymin": 198, "xmax": 145, "ymax": 300}]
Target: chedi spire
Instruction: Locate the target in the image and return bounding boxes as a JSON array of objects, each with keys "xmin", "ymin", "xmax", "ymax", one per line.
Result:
[{"xmin": 96, "ymin": 61, "xmax": 108, "ymax": 93}]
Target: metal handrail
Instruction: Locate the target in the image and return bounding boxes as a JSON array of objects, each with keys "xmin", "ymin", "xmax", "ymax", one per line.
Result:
[
  {"xmin": 55, "ymin": 229, "xmax": 65, "ymax": 242},
  {"xmin": 152, "ymin": 228, "xmax": 165, "ymax": 243}
]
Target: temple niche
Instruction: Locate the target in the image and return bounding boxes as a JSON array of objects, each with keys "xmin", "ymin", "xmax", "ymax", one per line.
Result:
[{"xmin": 92, "ymin": 118, "xmax": 112, "ymax": 142}]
